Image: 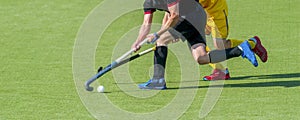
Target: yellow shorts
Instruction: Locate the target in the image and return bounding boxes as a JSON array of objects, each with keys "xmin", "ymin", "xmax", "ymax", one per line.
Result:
[{"xmin": 199, "ymin": 0, "xmax": 229, "ymax": 39}]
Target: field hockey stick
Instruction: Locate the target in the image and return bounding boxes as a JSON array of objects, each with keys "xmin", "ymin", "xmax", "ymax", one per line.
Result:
[
  {"xmin": 85, "ymin": 46, "xmax": 155, "ymax": 91},
  {"xmin": 96, "ymin": 46, "xmax": 155, "ymax": 75},
  {"xmin": 84, "ymin": 38, "xmax": 155, "ymax": 91},
  {"xmin": 114, "ymin": 46, "xmax": 156, "ymax": 68}
]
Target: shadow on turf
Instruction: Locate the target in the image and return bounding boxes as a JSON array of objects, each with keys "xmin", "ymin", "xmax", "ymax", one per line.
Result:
[
  {"xmin": 229, "ymin": 73, "xmax": 300, "ymax": 80},
  {"xmin": 115, "ymin": 80, "xmax": 199, "ymax": 85},
  {"xmin": 113, "ymin": 73, "xmax": 300, "ymax": 91},
  {"xmin": 167, "ymin": 80, "xmax": 300, "ymax": 90},
  {"xmin": 167, "ymin": 73, "xmax": 300, "ymax": 90}
]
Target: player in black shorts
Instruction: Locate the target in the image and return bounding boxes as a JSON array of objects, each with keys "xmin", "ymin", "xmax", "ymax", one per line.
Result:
[{"xmin": 131, "ymin": 0, "xmax": 258, "ymax": 90}]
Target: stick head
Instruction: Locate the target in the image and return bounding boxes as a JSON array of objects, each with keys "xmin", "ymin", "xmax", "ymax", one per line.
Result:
[
  {"xmin": 85, "ymin": 86, "xmax": 94, "ymax": 91},
  {"xmin": 85, "ymin": 81, "xmax": 94, "ymax": 91}
]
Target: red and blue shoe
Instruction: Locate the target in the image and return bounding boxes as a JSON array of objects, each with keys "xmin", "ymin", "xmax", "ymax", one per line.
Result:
[
  {"xmin": 138, "ymin": 78, "xmax": 167, "ymax": 90},
  {"xmin": 250, "ymin": 36, "xmax": 268, "ymax": 62},
  {"xmin": 203, "ymin": 68, "xmax": 230, "ymax": 81}
]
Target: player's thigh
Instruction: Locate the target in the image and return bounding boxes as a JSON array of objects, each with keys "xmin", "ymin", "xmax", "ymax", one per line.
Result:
[
  {"xmin": 206, "ymin": 16, "xmax": 229, "ymax": 49},
  {"xmin": 212, "ymin": 14, "xmax": 229, "ymax": 39},
  {"xmin": 211, "ymin": 10, "xmax": 230, "ymax": 48},
  {"xmin": 206, "ymin": 0, "xmax": 229, "ymax": 39}
]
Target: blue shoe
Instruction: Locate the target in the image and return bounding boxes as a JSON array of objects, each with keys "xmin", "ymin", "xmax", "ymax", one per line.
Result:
[
  {"xmin": 138, "ymin": 78, "xmax": 167, "ymax": 90},
  {"xmin": 238, "ymin": 40, "xmax": 258, "ymax": 67}
]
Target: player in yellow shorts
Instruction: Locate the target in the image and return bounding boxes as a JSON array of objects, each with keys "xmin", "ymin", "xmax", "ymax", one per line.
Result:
[{"xmin": 199, "ymin": 0, "xmax": 268, "ymax": 80}]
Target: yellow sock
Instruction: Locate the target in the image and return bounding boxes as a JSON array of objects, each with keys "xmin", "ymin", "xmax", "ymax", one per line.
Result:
[
  {"xmin": 215, "ymin": 62, "xmax": 227, "ymax": 70},
  {"xmin": 205, "ymin": 46, "xmax": 211, "ymax": 52},
  {"xmin": 206, "ymin": 46, "xmax": 227, "ymax": 70},
  {"xmin": 206, "ymin": 46, "xmax": 215, "ymax": 69},
  {"xmin": 247, "ymin": 40, "xmax": 256, "ymax": 49},
  {"xmin": 229, "ymin": 39, "xmax": 256, "ymax": 49}
]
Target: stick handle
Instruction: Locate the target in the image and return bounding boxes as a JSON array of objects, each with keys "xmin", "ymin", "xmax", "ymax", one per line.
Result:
[
  {"xmin": 115, "ymin": 46, "xmax": 156, "ymax": 68},
  {"xmin": 115, "ymin": 38, "xmax": 149, "ymax": 63}
]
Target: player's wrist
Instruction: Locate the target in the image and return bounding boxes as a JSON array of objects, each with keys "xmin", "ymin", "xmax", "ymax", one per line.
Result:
[
  {"xmin": 153, "ymin": 32, "xmax": 160, "ymax": 40},
  {"xmin": 148, "ymin": 32, "xmax": 160, "ymax": 44}
]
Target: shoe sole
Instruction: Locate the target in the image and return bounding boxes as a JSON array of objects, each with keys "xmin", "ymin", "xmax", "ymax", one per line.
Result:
[
  {"xmin": 203, "ymin": 76, "xmax": 230, "ymax": 81},
  {"xmin": 139, "ymin": 86, "xmax": 167, "ymax": 90},
  {"xmin": 252, "ymin": 36, "xmax": 268, "ymax": 62}
]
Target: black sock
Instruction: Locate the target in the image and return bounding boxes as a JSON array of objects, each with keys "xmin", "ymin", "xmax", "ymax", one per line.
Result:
[
  {"xmin": 153, "ymin": 46, "xmax": 168, "ymax": 79},
  {"xmin": 209, "ymin": 47, "xmax": 242, "ymax": 63}
]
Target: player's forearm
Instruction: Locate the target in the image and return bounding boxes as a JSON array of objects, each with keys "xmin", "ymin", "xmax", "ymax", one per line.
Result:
[
  {"xmin": 157, "ymin": 3, "xmax": 179, "ymax": 36},
  {"xmin": 162, "ymin": 13, "xmax": 169, "ymax": 26},
  {"xmin": 157, "ymin": 12, "xmax": 179, "ymax": 36},
  {"xmin": 136, "ymin": 14, "xmax": 153, "ymax": 42},
  {"xmin": 137, "ymin": 24, "xmax": 151, "ymax": 42}
]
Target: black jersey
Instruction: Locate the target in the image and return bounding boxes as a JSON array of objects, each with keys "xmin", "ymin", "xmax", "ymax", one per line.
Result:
[
  {"xmin": 143, "ymin": 0, "xmax": 200, "ymax": 15},
  {"xmin": 143, "ymin": 0, "xmax": 168, "ymax": 14},
  {"xmin": 143, "ymin": 0, "xmax": 207, "ymax": 45}
]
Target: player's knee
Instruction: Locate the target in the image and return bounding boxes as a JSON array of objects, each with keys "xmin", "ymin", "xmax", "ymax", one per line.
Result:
[
  {"xmin": 196, "ymin": 55, "xmax": 209, "ymax": 65},
  {"xmin": 157, "ymin": 32, "xmax": 176, "ymax": 46},
  {"xmin": 156, "ymin": 42, "xmax": 167, "ymax": 46}
]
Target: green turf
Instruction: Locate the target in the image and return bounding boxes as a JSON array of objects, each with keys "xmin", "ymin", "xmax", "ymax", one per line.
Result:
[{"xmin": 1, "ymin": 0, "xmax": 300, "ymax": 119}]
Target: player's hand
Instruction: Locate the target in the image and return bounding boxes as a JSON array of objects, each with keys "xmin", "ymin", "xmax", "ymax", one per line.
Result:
[
  {"xmin": 146, "ymin": 33, "xmax": 160, "ymax": 44},
  {"xmin": 146, "ymin": 34, "xmax": 155, "ymax": 43},
  {"xmin": 131, "ymin": 41, "xmax": 141, "ymax": 52}
]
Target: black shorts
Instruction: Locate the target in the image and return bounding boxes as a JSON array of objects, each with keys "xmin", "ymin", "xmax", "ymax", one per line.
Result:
[{"xmin": 168, "ymin": 20, "xmax": 206, "ymax": 46}]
